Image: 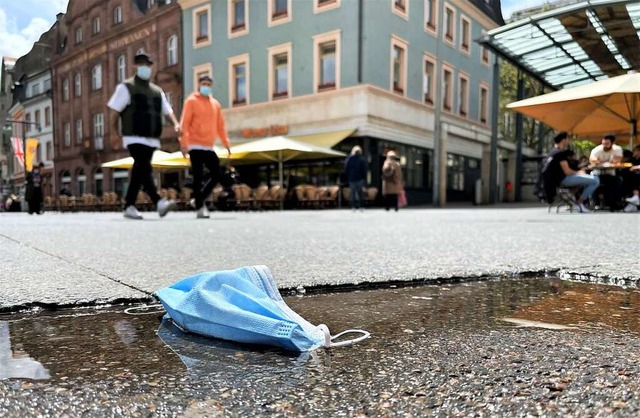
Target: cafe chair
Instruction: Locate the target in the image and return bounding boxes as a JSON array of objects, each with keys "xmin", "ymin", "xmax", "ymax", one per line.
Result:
[{"xmin": 548, "ymin": 187, "xmax": 579, "ymax": 213}]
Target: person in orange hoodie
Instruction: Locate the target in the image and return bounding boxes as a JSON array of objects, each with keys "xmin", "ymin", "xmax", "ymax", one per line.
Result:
[{"xmin": 180, "ymin": 75, "xmax": 232, "ymax": 219}]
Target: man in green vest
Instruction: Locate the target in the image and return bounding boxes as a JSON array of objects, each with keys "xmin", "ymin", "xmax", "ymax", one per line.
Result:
[{"xmin": 107, "ymin": 53, "xmax": 180, "ymax": 220}]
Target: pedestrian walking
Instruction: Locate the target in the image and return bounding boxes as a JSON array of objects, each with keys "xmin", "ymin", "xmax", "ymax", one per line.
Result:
[
  {"xmin": 26, "ymin": 162, "xmax": 44, "ymax": 215},
  {"xmin": 381, "ymin": 150, "xmax": 403, "ymax": 211},
  {"xmin": 179, "ymin": 75, "xmax": 231, "ymax": 219},
  {"xmin": 344, "ymin": 145, "xmax": 368, "ymax": 211},
  {"xmin": 107, "ymin": 53, "xmax": 180, "ymax": 220}
]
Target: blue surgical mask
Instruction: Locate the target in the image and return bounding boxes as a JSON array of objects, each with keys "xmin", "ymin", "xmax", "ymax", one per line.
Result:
[
  {"xmin": 136, "ymin": 66, "xmax": 152, "ymax": 80},
  {"xmin": 199, "ymin": 86, "xmax": 212, "ymax": 96},
  {"xmin": 156, "ymin": 266, "xmax": 370, "ymax": 352}
]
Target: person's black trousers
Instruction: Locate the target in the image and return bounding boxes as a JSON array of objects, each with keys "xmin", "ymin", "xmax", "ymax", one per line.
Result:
[
  {"xmin": 597, "ymin": 174, "xmax": 623, "ymax": 210},
  {"xmin": 126, "ymin": 144, "xmax": 160, "ymax": 208},
  {"xmin": 384, "ymin": 193, "xmax": 398, "ymax": 211},
  {"xmin": 189, "ymin": 149, "xmax": 221, "ymax": 209},
  {"xmin": 28, "ymin": 188, "xmax": 43, "ymax": 214}
]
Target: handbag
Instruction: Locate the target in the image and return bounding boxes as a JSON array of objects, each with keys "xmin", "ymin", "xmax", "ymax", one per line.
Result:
[{"xmin": 398, "ymin": 189, "xmax": 408, "ymax": 208}]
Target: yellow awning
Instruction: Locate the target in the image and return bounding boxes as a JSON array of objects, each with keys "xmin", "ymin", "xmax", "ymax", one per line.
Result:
[{"xmin": 289, "ymin": 129, "xmax": 356, "ymax": 148}]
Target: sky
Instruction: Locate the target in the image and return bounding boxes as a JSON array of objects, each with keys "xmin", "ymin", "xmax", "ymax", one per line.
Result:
[{"xmin": 0, "ymin": 0, "xmax": 549, "ymax": 60}]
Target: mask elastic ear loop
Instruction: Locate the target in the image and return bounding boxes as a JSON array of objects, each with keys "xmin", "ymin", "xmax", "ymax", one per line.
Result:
[{"xmin": 317, "ymin": 324, "xmax": 370, "ymax": 348}]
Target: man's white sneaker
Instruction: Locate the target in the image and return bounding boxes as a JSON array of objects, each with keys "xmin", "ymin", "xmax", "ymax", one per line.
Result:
[
  {"xmin": 189, "ymin": 198, "xmax": 196, "ymax": 209},
  {"xmin": 625, "ymin": 195, "xmax": 640, "ymax": 206},
  {"xmin": 623, "ymin": 203, "xmax": 638, "ymax": 213},
  {"xmin": 197, "ymin": 206, "xmax": 210, "ymax": 219},
  {"xmin": 578, "ymin": 203, "xmax": 591, "ymax": 213},
  {"xmin": 157, "ymin": 198, "xmax": 177, "ymax": 218},
  {"xmin": 123, "ymin": 206, "xmax": 143, "ymax": 220}
]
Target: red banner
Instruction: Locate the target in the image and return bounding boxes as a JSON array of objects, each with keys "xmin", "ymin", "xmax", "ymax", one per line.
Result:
[{"xmin": 11, "ymin": 137, "xmax": 24, "ymax": 168}]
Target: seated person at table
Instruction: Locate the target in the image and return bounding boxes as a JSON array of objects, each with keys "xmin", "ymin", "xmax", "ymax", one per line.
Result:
[
  {"xmin": 542, "ymin": 132, "xmax": 599, "ymax": 213},
  {"xmin": 589, "ymin": 134, "xmax": 624, "ymax": 211},
  {"xmin": 623, "ymin": 145, "xmax": 640, "ymax": 212}
]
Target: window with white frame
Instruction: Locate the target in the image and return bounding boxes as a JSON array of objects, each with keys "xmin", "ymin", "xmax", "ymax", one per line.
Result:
[
  {"xmin": 44, "ymin": 78, "xmax": 51, "ymax": 91},
  {"xmin": 268, "ymin": 43, "xmax": 291, "ymax": 100},
  {"xmin": 31, "ymin": 83, "xmax": 40, "ymax": 97},
  {"xmin": 45, "ymin": 107, "xmax": 51, "ymax": 126},
  {"xmin": 92, "ymin": 64, "xmax": 102, "ymax": 90},
  {"xmin": 94, "ymin": 113, "xmax": 104, "ymax": 150},
  {"xmin": 114, "ymin": 6, "xmax": 122, "ymax": 24},
  {"xmin": 313, "ymin": 30, "xmax": 340, "ymax": 92},
  {"xmin": 273, "ymin": 54, "xmax": 288, "ymax": 98},
  {"xmin": 75, "ymin": 27, "xmax": 83, "ymax": 44},
  {"xmin": 92, "ymin": 17, "xmax": 100, "ymax": 35},
  {"xmin": 192, "ymin": 63, "xmax": 213, "ymax": 91},
  {"xmin": 46, "ymin": 141, "xmax": 52, "ymax": 161},
  {"xmin": 74, "ymin": 73, "xmax": 81, "ymax": 96},
  {"xmin": 314, "ymin": 0, "xmax": 340, "ymax": 14},
  {"xmin": 423, "ymin": 55, "xmax": 435, "ymax": 104},
  {"xmin": 34, "ymin": 110, "xmax": 40, "ymax": 130},
  {"xmin": 230, "ymin": 0, "xmax": 247, "ymax": 33},
  {"xmin": 392, "ymin": 0, "xmax": 408, "ymax": 19},
  {"xmin": 444, "ymin": 4, "xmax": 455, "ymax": 44},
  {"xmin": 458, "ymin": 74, "xmax": 469, "ymax": 116},
  {"xmin": 167, "ymin": 35, "xmax": 178, "ymax": 66},
  {"xmin": 425, "ymin": 0, "xmax": 437, "ymax": 32},
  {"xmin": 479, "ymin": 85, "xmax": 489, "ymax": 123},
  {"xmin": 75, "ymin": 119, "xmax": 83, "ymax": 144},
  {"xmin": 442, "ymin": 67, "xmax": 453, "ymax": 111},
  {"xmin": 194, "ymin": 6, "xmax": 210, "ymax": 46},
  {"xmin": 64, "ymin": 122, "xmax": 71, "ymax": 147},
  {"xmin": 481, "ymin": 46, "xmax": 490, "ymax": 65},
  {"xmin": 460, "ymin": 16, "xmax": 471, "ymax": 53},
  {"xmin": 233, "ymin": 63, "xmax": 247, "ymax": 104},
  {"xmin": 391, "ymin": 36, "xmax": 407, "ymax": 95},
  {"xmin": 269, "ymin": 0, "xmax": 291, "ymax": 26},
  {"xmin": 117, "ymin": 55, "xmax": 126, "ymax": 82},
  {"xmin": 62, "ymin": 78, "xmax": 69, "ymax": 101},
  {"xmin": 272, "ymin": 0, "xmax": 288, "ymax": 19}
]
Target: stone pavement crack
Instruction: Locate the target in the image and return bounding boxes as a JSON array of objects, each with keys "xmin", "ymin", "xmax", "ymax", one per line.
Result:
[{"xmin": 0, "ymin": 232, "xmax": 155, "ymax": 297}]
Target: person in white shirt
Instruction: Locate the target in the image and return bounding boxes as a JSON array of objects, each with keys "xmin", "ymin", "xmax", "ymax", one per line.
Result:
[
  {"xmin": 107, "ymin": 53, "xmax": 180, "ymax": 220},
  {"xmin": 589, "ymin": 134, "xmax": 624, "ymax": 211}
]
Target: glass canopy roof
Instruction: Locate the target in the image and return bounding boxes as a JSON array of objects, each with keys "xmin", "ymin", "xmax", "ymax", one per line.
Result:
[{"xmin": 480, "ymin": 0, "xmax": 640, "ymax": 89}]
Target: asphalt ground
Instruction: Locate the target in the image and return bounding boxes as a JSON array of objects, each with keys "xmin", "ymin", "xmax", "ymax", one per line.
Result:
[
  {"xmin": 1, "ymin": 278, "xmax": 639, "ymax": 417},
  {"xmin": 0, "ymin": 206, "xmax": 638, "ymax": 312}
]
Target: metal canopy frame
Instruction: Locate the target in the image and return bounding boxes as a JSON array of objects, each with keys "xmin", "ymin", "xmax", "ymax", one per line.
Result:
[{"xmin": 479, "ymin": 0, "xmax": 640, "ymax": 91}]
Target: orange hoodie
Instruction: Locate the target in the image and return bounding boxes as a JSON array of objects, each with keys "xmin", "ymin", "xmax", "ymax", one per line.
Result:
[{"xmin": 180, "ymin": 92, "xmax": 230, "ymax": 150}]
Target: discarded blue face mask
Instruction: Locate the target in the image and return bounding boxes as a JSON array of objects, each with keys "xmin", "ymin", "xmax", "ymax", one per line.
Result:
[{"xmin": 156, "ymin": 266, "xmax": 370, "ymax": 352}]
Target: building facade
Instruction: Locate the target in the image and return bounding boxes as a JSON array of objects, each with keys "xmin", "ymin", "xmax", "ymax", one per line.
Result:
[
  {"xmin": 178, "ymin": 0, "xmax": 512, "ymax": 204},
  {"xmin": 51, "ymin": 0, "xmax": 182, "ymax": 198},
  {"xmin": 3, "ymin": 22, "xmax": 57, "ymax": 198},
  {"xmin": 0, "ymin": 56, "xmax": 17, "ymax": 196}
]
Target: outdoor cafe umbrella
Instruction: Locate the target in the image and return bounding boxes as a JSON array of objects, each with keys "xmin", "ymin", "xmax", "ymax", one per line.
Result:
[
  {"xmin": 151, "ymin": 147, "xmax": 241, "ymax": 169},
  {"xmin": 507, "ymin": 71, "xmax": 640, "ymax": 148},
  {"xmin": 101, "ymin": 150, "xmax": 173, "ymax": 169},
  {"xmin": 229, "ymin": 136, "xmax": 347, "ymax": 209}
]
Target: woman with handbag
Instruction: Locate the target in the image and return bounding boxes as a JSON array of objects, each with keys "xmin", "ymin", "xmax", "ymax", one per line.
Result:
[{"xmin": 381, "ymin": 150, "xmax": 404, "ymax": 211}]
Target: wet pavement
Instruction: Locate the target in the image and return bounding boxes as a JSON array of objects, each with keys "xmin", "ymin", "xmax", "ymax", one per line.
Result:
[
  {"xmin": 1, "ymin": 277, "xmax": 640, "ymax": 417},
  {"xmin": 1, "ymin": 208, "xmax": 638, "ymax": 311}
]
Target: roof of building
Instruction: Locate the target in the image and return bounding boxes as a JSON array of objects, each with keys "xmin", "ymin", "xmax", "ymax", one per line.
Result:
[{"xmin": 479, "ymin": 0, "xmax": 640, "ymax": 89}]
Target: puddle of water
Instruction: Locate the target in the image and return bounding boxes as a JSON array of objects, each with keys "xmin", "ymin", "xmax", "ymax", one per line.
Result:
[{"xmin": 1, "ymin": 277, "xmax": 638, "ymax": 382}]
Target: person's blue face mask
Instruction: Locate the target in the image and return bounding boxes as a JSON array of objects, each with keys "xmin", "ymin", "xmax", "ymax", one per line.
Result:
[
  {"xmin": 156, "ymin": 266, "xmax": 369, "ymax": 352},
  {"xmin": 199, "ymin": 85, "xmax": 212, "ymax": 96},
  {"xmin": 136, "ymin": 66, "xmax": 152, "ymax": 80}
]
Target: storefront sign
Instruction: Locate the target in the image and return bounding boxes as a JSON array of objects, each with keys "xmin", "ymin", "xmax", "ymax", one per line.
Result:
[
  {"xmin": 58, "ymin": 24, "xmax": 157, "ymax": 73},
  {"xmin": 241, "ymin": 125, "xmax": 289, "ymax": 138},
  {"xmin": 109, "ymin": 24, "xmax": 157, "ymax": 50}
]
